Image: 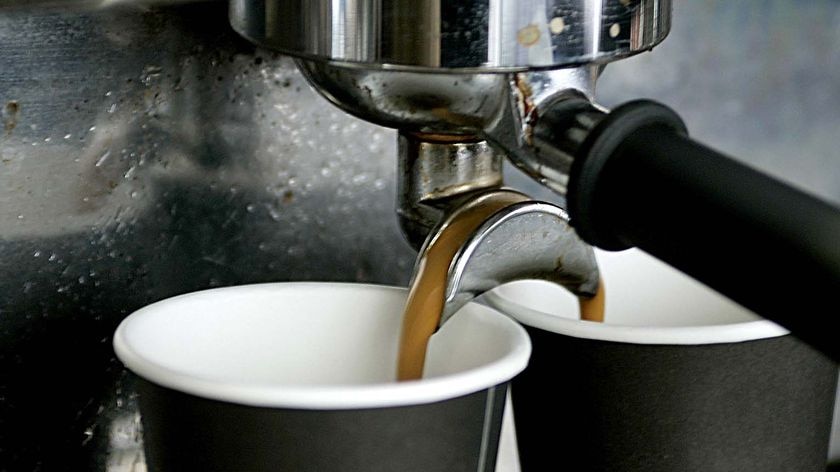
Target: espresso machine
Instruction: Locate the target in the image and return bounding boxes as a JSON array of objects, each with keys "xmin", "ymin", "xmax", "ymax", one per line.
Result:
[
  {"xmin": 0, "ymin": 0, "xmax": 838, "ymax": 470},
  {"xmin": 225, "ymin": 0, "xmax": 840, "ymax": 360}
]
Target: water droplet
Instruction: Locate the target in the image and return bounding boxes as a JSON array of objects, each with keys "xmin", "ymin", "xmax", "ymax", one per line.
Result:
[
  {"xmin": 64, "ymin": 134, "xmax": 72, "ymax": 140},
  {"xmin": 82, "ymin": 427, "xmax": 94, "ymax": 446},
  {"xmin": 266, "ymin": 206, "xmax": 281, "ymax": 221},
  {"xmin": 33, "ymin": 250, "xmax": 42, "ymax": 257},
  {"xmin": 48, "ymin": 253, "xmax": 58, "ymax": 262},
  {"xmin": 549, "ymin": 16, "xmax": 566, "ymax": 34},
  {"xmin": 246, "ymin": 203, "xmax": 256, "ymax": 213},
  {"xmin": 95, "ymin": 150, "xmax": 111, "ymax": 167}
]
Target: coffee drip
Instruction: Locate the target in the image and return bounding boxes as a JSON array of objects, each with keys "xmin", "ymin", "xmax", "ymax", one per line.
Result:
[{"xmin": 397, "ymin": 192, "xmax": 604, "ymax": 381}]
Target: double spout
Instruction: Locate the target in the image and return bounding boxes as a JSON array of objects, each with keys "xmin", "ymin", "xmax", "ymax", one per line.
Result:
[{"xmin": 428, "ymin": 189, "xmax": 601, "ymax": 328}]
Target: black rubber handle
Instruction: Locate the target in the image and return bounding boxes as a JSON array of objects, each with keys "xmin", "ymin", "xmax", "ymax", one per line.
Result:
[{"xmin": 568, "ymin": 101, "xmax": 840, "ymax": 362}]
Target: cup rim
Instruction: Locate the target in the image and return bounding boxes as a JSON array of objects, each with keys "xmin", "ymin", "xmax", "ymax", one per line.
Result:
[
  {"xmin": 484, "ymin": 283, "xmax": 789, "ymax": 345},
  {"xmin": 113, "ymin": 282, "xmax": 531, "ymax": 410}
]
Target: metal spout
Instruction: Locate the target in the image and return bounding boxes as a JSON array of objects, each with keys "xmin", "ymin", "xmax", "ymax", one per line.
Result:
[
  {"xmin": 415, "ymin": 189, "xmax": 600, "ymax": 327},
  {"xmin": 397, "ymin": 132, "xmax": 504, "ymax": 248}
]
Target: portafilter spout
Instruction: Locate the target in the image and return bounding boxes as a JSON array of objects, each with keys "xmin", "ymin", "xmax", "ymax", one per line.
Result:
[{"xmin": 431, "ymin": 189, "xmax": 600, "ymax": 327}]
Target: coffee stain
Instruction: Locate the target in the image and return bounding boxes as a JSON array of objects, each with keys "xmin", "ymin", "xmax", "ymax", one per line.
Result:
[
  {"xmin": 4, "ymin": 101, "xmax": 20, "ymax": 136},
  {"xmin": 517, "ymin": 24, "xmax": 541, "ymax": 47},
  {"xmin": 282, "ymin": 190, "xmax": 295, "ymax": 204}
]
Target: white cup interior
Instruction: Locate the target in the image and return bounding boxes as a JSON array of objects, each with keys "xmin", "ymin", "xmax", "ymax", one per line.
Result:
[
  {"xmin": 113, "ymin": 282, "xmax": 530, "ymax": 409},
  {"xmin": 485, "ymin": 249, "xmax": 788, "ymax": 345}
]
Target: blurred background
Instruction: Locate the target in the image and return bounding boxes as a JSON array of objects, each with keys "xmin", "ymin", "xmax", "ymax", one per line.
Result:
[{"xmin": 0, "ymin": 0, "xmax": 838, "ymax": 469}]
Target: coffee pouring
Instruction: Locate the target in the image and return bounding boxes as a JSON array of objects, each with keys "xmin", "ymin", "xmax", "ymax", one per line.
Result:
[
  {"xmin": 2, "ymin": 1, "xmax": 839, "ymax": 470},
  {"xmin": 396, "ymin": 188, "xmax": 602, "ymax": 380}
]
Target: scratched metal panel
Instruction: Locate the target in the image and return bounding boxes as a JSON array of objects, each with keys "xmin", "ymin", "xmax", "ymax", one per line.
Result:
[{"xmin": 0, "ymin": 4, "xmax": 414, "ymax": 470}]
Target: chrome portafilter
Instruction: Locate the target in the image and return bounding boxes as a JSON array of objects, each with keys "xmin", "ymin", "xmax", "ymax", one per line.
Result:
[
  {"xmin": 227, "ymin": 0, "xmax": 840, "ymax": 361},
  {"xmin": 293, "ymin": 47, "xmax": 840, "ymax": 364}
]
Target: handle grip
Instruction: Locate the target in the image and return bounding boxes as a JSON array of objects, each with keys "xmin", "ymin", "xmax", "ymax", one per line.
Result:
[{"xmin": 567, "ymin": 101, "xmax": 840, "ymax": 362}]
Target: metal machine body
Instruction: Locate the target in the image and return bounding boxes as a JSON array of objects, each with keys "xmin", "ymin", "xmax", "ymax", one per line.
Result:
[
  {"xmin": 230, "ymin": 0, "xmax": 671, "ymax": 72},
  {"xmin": 0, "ymin": 4, "xmax": 417, "ymax": 469}
]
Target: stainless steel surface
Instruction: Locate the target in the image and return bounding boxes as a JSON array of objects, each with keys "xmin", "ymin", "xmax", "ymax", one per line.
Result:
[
  {"xmin": 299, "ymin": 59, "xmax": 599, "ymax": 195},
  {"xmin": 296, "ymin": 58, "xmax": 511, "ymax": 133},
  {"xmin": 230, "ymin": 0, "xmax": 671, "ymax": 72},
  {"xmin": 438, "ymin": 193, "xmax": 599, "ymax": 326},
  {"xmin": 397, "ymin": 133, "xmax": 503, "ymax": 248},
  {"xmin": 0, "ymin": 3, "xmax": 414, "ymax": 470},
  {"xmin": 1, "ymin": 1, "xmax": 839, "ymax": 470},
  {"xmin": 506, "ymin": 89, "xmax": 607, "ymax": 195},
  {"xmin": 0, "ymin": 0, "xmax": 211, "ymax": 11}
]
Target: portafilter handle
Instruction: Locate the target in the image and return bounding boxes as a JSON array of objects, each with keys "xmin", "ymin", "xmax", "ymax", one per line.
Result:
[{"xmin": 520, "ymin": 99, "xmax": 840, "ymax": 362}]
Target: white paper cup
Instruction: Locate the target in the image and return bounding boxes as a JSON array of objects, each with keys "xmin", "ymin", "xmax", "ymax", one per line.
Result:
[
  {"xmin": 114, "ymin": 282, "xmax": 531, "ymax": 472},
  {"xmin": 485, "ymin": 249, "xmax": 836, "ymax": 472}
]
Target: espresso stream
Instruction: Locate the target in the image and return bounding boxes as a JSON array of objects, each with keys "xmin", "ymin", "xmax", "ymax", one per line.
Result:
[{"xmin": 397, "ymin": 194, "xmax": 605, "ymax": 381}]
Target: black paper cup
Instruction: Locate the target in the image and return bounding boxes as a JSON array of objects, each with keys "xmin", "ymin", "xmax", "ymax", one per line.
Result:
[
  {"xmin": 113, "ymin": 282, "xmax": 530, "ymax": 472},
  {"xmin": 486, "ymin": 249, "xmax": 837, "ymax": 472}
]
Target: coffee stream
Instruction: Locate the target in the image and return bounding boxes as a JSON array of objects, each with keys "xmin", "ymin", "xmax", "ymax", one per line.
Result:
[
  {"xmin": 579, "ymin": 279, "xmax": 606, "ymax": 323},
  {"xmin": 397, "ymin": 194, "xmax": 606, "ymax": 381}
]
